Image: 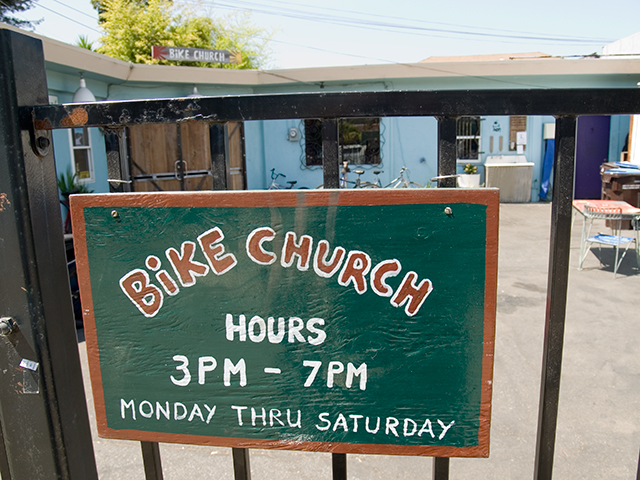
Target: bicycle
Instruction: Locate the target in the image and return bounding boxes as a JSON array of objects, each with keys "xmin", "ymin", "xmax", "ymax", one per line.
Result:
[
  {"xmin": 341, "ymin": 161, "xmax": 379, "ymax": 188},
  {"xmin": 380, "ymin": 166, "xmax": 422, "ymax": 188},
  {"xmin": 268, "ymin": 168, "xmax": 297, "ymax": 189},
  {"xmin": 352, "ymin": 168, "xmax": 383, "ymax": 188},
  {"xmin": 317, "ymin": 165, "xmax": 422, "ymax": 189}
]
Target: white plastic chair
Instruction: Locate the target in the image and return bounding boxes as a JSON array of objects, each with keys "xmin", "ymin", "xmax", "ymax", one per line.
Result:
[{"xmin": 578, "ymin": 205, "xmax": 639, "ymax": 277}]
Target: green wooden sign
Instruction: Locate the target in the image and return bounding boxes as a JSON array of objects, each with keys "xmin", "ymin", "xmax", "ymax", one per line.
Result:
[{"xmin": 71, "ymin": 189, "xmax": 498, "ymax": 457}]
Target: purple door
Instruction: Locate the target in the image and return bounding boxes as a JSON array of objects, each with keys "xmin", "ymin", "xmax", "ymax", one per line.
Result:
[{"xmin": 575, "ymin": 116, "xmax": 611, "ymax": 199}]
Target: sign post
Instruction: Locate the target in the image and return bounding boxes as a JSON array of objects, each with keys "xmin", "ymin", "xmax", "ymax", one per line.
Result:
[{"xmin": 71, "ymin": 189, "xmax": 498, "ymax": 458}]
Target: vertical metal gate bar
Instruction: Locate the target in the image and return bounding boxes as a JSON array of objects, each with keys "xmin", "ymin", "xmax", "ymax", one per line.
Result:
[
  {"xmin": 118, "ymin": 127, "xmax": 132, "ymax": 192},
  {"xmin": 533, "ymin": 115, "xmax": 577, "ymax": 480},
  {"xmin": 0, "ymin": 29, "xmax": 98, "ymax": 480},
  {"xmin": 210, "ymin": 123, "xmax": 228, "ymax": 190},
  {"xmin": 432, "ymin": 115, "xmax": 458, "ymax": 480},
  {"xmin": 0, "ymin": 416, "xmax": 11, "ymax": 480},
  {"xmin": 321, "ymin": 117, "xmax": 345, "ymax": 478},
  {"xmin": 433, "ymin": 457, "xmax": 450, "ymax": 479},
  {"xmin": 436, "ymin": 116, "xmax": 458, "ymax": 188},
  {"xmin": 332, "ymin": 452, "xmax": 347, "ymax": 480},
  {"xmin": 140, "ymin": 441, "xmax": 164, "ymax": 480},
  {"xmin": 176, "ymin": 125, "xmax": 185, "ymax": 191},
  {"xmin": 105, "ymin": 127, "xmax": 132, "ymax": 193},
  {"xmin": 232, "ymin": 448, "xmax": 252, "ymax": 480},
  {"xmin": 322, "ymin": 119, "xmax": 340, "ymax": 189},
  {"xmin": 212, "ymin": 122, "xmax": 251, "ymax": 479}
]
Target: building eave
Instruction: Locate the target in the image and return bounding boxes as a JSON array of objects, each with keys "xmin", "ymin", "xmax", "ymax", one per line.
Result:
[{"xmin": 4, "ymin": 22, "xmax": 640, "ymax": 89}]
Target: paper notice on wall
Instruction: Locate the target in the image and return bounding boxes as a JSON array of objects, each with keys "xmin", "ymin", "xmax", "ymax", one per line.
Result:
[
  {"xmin": 516, "ymin": 145, "xmax": 524, "ymax": 154},
  {"xmin": 516, "ymin": 131, "xmax": 527, "ymax": 145}
]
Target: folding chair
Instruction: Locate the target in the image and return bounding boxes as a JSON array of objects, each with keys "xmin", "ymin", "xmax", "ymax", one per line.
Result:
[{"xmin": 578, "ymin": 205, "xmax": 639, "ymax": 277}]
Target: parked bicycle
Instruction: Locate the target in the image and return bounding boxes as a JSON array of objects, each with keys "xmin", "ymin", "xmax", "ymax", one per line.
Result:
[
  {"xmin": 341, "ymin": 161, "xmax": 380, "ymax": 188},
  {"xmin": 268, "ymin": 168, "xmax": 297, "ymax": 189},
  {"xmin": 318, "ymin": 164, "xmax": 423, "ymax": 189},
  {"xmin": 378, "ymin": 166, "xmax": 422, "ymax": 188}
]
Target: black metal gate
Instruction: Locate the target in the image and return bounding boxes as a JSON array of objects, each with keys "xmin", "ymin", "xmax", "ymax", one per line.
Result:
[{"xmin": 2, "ymin": 28, "xmax": 640, "ymax": 480}]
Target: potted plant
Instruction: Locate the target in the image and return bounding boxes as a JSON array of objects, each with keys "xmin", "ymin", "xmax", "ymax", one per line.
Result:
[
  {"xmin": 458, "ymin": 163, "xmax": 481, "ymax": 187},
  {"xmin": 58, "ymin": 167, "xmax": 93, "ymax": 234}
]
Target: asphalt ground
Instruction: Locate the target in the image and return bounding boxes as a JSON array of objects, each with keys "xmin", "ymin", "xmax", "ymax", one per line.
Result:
[{"xmin": 76, "ymin": 202, "xmax": 640, "ymax": 480}]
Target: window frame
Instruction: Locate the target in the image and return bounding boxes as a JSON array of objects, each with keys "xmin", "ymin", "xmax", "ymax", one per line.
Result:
[
  {"xmin": 303, "ymin": 118, "xmax": 382, "ymax": 167},
  {"xmin": 456, "ymin": 116, "xmax": 482, "ymax": 164},
  {"xmin": 68, "ymin": 127, "xmax": 95, "ymax": 184}
]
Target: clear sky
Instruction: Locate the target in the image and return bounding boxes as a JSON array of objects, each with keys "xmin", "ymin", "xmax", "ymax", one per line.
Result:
[{"xmin": 13, "ymin": 0, "xmax": 640, "ymax": 69}]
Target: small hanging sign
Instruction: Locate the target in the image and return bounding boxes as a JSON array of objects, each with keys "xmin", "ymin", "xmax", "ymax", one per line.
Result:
[{"xmin": 151, "ymin": 46, "xmax": 241, "ymax": 64}]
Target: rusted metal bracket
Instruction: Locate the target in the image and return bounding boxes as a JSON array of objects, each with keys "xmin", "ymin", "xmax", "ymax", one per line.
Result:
[{"xmin": 27, "ymin": 111, "xmax": 52, "ymax": 158}]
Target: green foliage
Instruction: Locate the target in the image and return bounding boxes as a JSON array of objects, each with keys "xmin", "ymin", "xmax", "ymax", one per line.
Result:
[
  {"xmin": 76, "ymin": 35, "xmax": 96, "ymax": 51},
  {"xmin": 463, "ymin": 163, "xmax": 478, "ymax": 174},
  {"xmin": 96, "ymin": 0, "xmax": 271, "ymax": 69},
  {"xmin": 339, "ymin": 120, "xmax": 362, "ymax": 145},
  {"xmin": 57, "ymin": 167, "xmax": 93, "ymax": 198},
  {"xmin": 0, "ymin": 0, "xmax": 39, "ymax": 28}
]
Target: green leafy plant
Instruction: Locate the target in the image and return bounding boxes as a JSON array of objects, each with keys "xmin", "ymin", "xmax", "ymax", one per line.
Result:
[
  {"xmin": 57, "ymin": 167, "xmax": 93, "ymax": 199},
  {"xmin": 76, "ymin": 35, "xmax": 96, "ymax": 51},
  {"xmin": 463, "ymin": 163, "xmax": 478, "ymax": 174},
  {"xmin": 95, "ymin": 0, "xmax": 272, "ymax": 69}
]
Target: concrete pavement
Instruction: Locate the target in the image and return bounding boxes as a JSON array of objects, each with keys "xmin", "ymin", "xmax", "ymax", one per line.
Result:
[{"xmin": 77, "ymin": 202, "xmax": 640, "ymax": 479}]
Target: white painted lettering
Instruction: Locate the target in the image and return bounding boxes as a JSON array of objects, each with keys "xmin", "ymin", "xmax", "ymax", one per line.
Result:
[
  {"xmin": 156, "ymin": 401, "xmax": 170, "ymax": 420},
  {"xmin": 203, "ymin": 404, "xmax": 217, "ymax": 424},
  {"xmin": 232, "ymin": 405, "xmax": 247, "ymax": 425},
  {"xmin": 437, "ymin": 420, "xmax": 455, "ymax": 440},
  {"xmin": 349, "ymin": 414, "xmax": 363, "ymax": 433},
  {"xmin": 327, "ymin": 361, "xmax": 344, "ymax": 388},
  {"xmin": 248, "ymin": 316, "xmax": 267, "ymax": 342},
  {"xmin": 333, "ymin": 413, "xmax": 348, "ymax": 432},
  {"xmin": 174, "ymin": 402, "xmax": 187, "ymax": 420},
  {"xmin": 346, "ymin": 362, "xmax": 367, "ymax": 390},
  {"xmin": 403, "ymin": 418, "xmax": 417, "ymax": 436},
  {"xmin": 139, "ymin": 400, "xmax": 153, "ymax": 418},
  {"xmin": 288, "ymin": 317, "xmax": 306, "ymax": 343},
  {"xmin": 316, "ymin": 412, "xmax": 331, "ymax": 431},
  {"xmin": 121, "ymin": 399, "xmax": 136, "ymax": 419},
  {"xmin": 226, "ymin": 314, "xmax": 247, "ymax": 341},
  {"xmin": 303, "ymin": 360, "xmax": 322, "ymax": 387},
  {"xmin": 171, "ymin": 355, "xmax": 191, "ymax": 386},
  {"xmin": 251, "ymin": 407, "xmax": 267, "ymax": 426},
  {"xmin": 224, "ymin": 358, "xmax": 247, "ymax": 386},
  {"xmin": 188, "ymin": 404, "xmax": 205, "ymax": 422},
  {"xmin": 385, "ymin": 417, "xmax": 400, "ymax": 437},
  {"xmin": 306, "ymin": 318, "xmax": 326, "ymax": 345},
  {"xmin": 198, "ymin": 356, "xmax": 217, "ymax": 385}
]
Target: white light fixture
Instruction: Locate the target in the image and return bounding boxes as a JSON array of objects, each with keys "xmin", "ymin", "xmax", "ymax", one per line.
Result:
[
  {"xmin": 187, "ymin": 86, "xmax": 202, "ymax": 98},
  {"xmin": 72, "ymin": 75, "xmax": 96, "ymax": 103}
]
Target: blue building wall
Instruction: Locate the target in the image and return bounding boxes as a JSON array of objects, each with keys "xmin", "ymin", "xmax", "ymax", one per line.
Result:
[
  {"xmin": 609, "ymin": 115, "xmax": 631, "ymax": 163},
  {"xmin": 47, "ymin": 70, "xmax": 110, "ymax": 195},
  {"xmin": 43, "ymin": 63, "xmax": 640, "ymax": 200}
]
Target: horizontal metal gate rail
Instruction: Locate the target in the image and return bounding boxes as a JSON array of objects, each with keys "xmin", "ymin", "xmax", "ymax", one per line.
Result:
[
  {"xmin": 3, "ymin": 28, "xmax": 640, "ymax": 480},
  {"xmin": 20, "ymin": 89, "xmax": 640, "ymax": 128}
]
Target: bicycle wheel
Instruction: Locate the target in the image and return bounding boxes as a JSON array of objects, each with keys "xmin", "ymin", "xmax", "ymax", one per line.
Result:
[{"xmin": 406, "ymin": 182, "xmax": 423, "ymax": 188}]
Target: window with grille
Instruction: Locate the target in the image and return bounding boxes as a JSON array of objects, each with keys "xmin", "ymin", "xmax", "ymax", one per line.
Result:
[
  {"xmin": 69, "ymin": 127, "xmax": 94, "ymax": 182},
  {"xmin": 304, "ymin": 118, "xmax": 381, "ymax": 166},
  {"xmin": 456, "ymin": 116, "xmax": 481, "ymax": 161}
]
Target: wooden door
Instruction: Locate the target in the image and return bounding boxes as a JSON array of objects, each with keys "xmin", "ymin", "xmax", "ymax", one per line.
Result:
[
  {"xmin": 227, "ymin": 122, "xmax": 246, "ymax": 190},
  {"xmin": 128, "ymin": 122, "xmax": 244, "ymax": 191}
]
